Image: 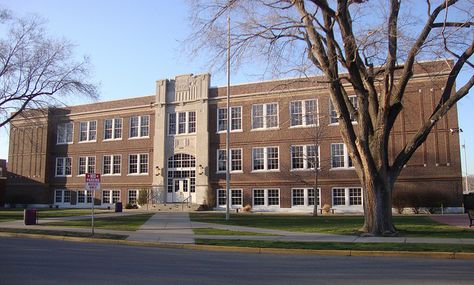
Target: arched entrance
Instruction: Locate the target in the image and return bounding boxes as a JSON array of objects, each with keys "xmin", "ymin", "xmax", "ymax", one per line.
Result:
[{"xmin": 166, "ymin": 153, "xmax": 196, "ymax": 203}]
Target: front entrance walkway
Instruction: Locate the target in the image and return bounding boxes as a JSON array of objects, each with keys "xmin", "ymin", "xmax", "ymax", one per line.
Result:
[{"xmin": 127, "ymin": 212, "xmax": 194, "ymax": 244}]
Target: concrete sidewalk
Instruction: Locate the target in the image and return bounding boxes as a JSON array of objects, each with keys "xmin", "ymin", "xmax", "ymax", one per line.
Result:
[
  {"xmin": 2, "ymin": 212, "xmax": 474, "ymax": 245},
  {"xmin": 127, "ymin": 212, "xmax": 194, "ymax": 244}
]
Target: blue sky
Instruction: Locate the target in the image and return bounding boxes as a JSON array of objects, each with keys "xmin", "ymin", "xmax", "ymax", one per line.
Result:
[{"xmin": 1, "ymin": 0, "xmax": 473, "ymax": 176}]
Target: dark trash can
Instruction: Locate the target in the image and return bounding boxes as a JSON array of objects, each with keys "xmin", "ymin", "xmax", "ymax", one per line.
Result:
[
  {"xmin": 24, "ymin": 209, "xmax": 37, "ymax": 225},
  {"xmin": 115, "ymin": 202, "xmax": 123, "ymax": 213}
]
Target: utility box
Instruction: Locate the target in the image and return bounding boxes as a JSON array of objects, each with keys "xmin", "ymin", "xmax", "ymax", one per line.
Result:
[
  {"xmin": 115, "ymin": 202, "xmax": 123, "ymax": 213},
  {"xmin": 24, "ymin": 209, "xmax": 37, "ymax": 225}
]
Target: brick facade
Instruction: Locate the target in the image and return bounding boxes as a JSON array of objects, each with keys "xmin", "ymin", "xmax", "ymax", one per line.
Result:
[{"xmin": 6, "ymin": 60, "xmax": 463, "ymax": 212}]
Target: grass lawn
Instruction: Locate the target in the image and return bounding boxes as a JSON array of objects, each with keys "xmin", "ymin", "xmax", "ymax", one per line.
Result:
[
  {"xmin": 0, "ymin": 228, "xmax": 127, "ymax": 240},
  {"xmin": 0, "ymin": 208, "xmax": 113, "ymax": 222},
  {"xmin": 190, "ymin": 213, "xmax": 474, "ymax": 239},
  {"xmin": 193, "ymin": 228, "xmax": 278, "ymax": 236},
  {"xmin": 40, "ymin": 213, "xmax": 153, "ymax": 231},
  {"xmin": 196, "ymin": 239, "xmax": 474, "ymax": 253}
]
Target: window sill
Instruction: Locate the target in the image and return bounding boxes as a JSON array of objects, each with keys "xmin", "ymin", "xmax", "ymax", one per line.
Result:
[
  {"xmin": 251, "ymin": 170, "xmax": 280, "ymax": 173},
  {"xmin": 216, "ymin": 171, "xmax": 244, "ymax": 174},
  {"xmin": 103, "ymin": 138, "xmax": 123, "ymax": 142},
  {"xmin": 56, "ymin": 142, "xmax": 73, "ymax": 145},
  {"xmin": 250, "ymin": 127, "xmax": 280, "ymax": 132},
  {"xmin": 102, "ymin": 174, "xmax": 122, "ymax": 176},
  {"xmin": 127, "ymin": 173, "xmax": 149, "ymax": 176},
  {"xmin": 289, "ymin": 124, "xmax": 318, "ymax": 129},
  {"xmin": 329, "ymin": 167, "xmax": 355, "ymax": 171},
  {"xmin": 78, "ymin": 140, "xmax": 97, "ymax": 143},
  {"xmin": 128, "ymin": 136, "xmax": 150, "ymax": 140},
  {"xmin": 55, "ymin": 175, "xmax": 72, "ymax": 178},
  {"xmin": 216, "ymin": 129, "xmax": 243, "ymax": 134},
  {"xmin": 290, "ymin": 168, "xmax": 320, "ymax": 172}
]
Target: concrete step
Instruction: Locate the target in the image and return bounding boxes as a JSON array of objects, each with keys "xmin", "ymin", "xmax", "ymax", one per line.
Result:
[{"xmin": 139, "ymin": 203, "xmax": 201, "ymax": 212}]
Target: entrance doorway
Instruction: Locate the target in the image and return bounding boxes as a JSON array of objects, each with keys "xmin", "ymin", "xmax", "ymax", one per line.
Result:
[
  {"xmin": 166, "ymin": 153, "xmax": 196, "ymax": 203},
  {"xmin": 173, "ymin": 178, "xmax": 190, "ymax": 202}
]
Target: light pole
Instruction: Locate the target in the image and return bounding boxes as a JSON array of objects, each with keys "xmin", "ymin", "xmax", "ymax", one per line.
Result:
[{"xmin": 450, "ymin": 128, "xmax": 469, "ymax": 192}]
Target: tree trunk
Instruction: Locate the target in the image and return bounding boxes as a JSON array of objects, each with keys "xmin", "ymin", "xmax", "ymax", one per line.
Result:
[{"xmin": 360, "ymin": 176, "xmax": 397, "ymax": 236}]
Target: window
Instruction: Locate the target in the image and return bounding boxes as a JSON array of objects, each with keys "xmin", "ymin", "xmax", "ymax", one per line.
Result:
[
  {"xmin": 54, "ymin": 190, "xmax": 71, "ymax": 204},
  {"xmin": 252, "ymin": 147, "xmax": 279, "ymax": 171},
  {"xmin": 79, "ymin": 121, "xmax": 97, "ymax": 142},
  {"xmin": 77, "ymin": 190, "xmax": 92, "ymax": 204},
  {"xmin": 291, "ymin": 145, "xmax": 319, "ymax": 170},
  {"xmin": 216, "ymin": 189, "xmax": 243, "ymax": 207},
  {"xmin": 128, "ymin": 190, "xmax": 139, "ymax": 204},
  {"xmin": 57, "ymin": 122, "xmax": 73, "ymax": 144},
  {"xmin": 331, "ymin": 143, "xmax": 353, "ymax": 169},
  {"xmin": 55, "ymin": 157, "xmax": 72, "ymax": 177},
  {"xmin": 217, "ymin": 106, "xmax": 242, "ymax": 132},
  {"xmin": 129, "ymin": 154, "xmax": 149, "ymax": 175},
  {"xmin": 292, "ymin": 188, "xmax": 320, "ymax": 207},
  {"xmin": 130, "ymin": 115, "xmax": 150, "ymax": 138},
  {"xmin": 252, "ymin": 103, "xmax": 278, "ymax": 129},
  {"xmin": 168, "ymin": 112, "xmax": 196, "ymax": 135},
  {"xmin": 102, "ymin": 190, "xmax": 121, "ymax": 204},
  {"xmin": 104, "ymin": 118, "xmax": 122, "ymax": 140},
  {"xmin": 252, "ymin": 188, "xmax": 280, "ymax": 207},
  {"xmin": 349, "ymin": 188, "xmax": 362, "ymax": 205},
  {"xmin": 217, "ymin": 149, "xmax": 243, "ymax": 173},
  {"xmin": 329, "ymin": 96, "xmax": 358, "ymax": 124},
  {"xmin": 332, "ymin": 187, "xmax": 363, "ymax": 207},
  {"xmin": 78, "ymin": 156, "xmax": 96, "ymax": 176},
  {"xmin": 103, "ymin": 155, "xmax": 121, "ymax": 175},
  {"xmin": 167, "ymin": 154, "xmax": 196, "ymax": 193},
  {"xmin": 290, "ymin": 99, "xmax": 318, "ymax": 127}
]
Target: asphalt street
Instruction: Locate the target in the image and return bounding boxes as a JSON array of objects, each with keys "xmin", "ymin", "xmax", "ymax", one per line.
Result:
[{"xmin": 0, "ymin": 237, "xmax": 473, "ymax": 285}]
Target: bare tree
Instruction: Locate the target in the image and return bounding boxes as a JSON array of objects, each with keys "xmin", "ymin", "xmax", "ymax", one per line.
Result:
[
  {"xmin": 0, "ymin": 9, "xmax": 97, "ymax": 128},
  {"xmin": 188, "ymin": 0, "xmax": 474, "ymax": 236}
]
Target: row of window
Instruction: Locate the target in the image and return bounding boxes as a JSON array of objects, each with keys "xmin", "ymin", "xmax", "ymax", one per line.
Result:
[
  {"xmin": 216, "ymin": 143, "xmax": 352, "ymax": 173},
  {"xmin": 55, "ymin": 154, "xmax": 149, "ymax": 177},
  {"xmin": 57, "ymin": 115, "xmax": 150, "ymax": 144},
  {"xmin": 213, "ymin": 97, "xmax": 358, "ymax": 133},
  {"xmin": 216, "ymin": 187, "xmax": 363, "ymax": 207},
  {"xmin": 54, "ymin": 187, "xmax": 363, "ymax": 207},
  {"xmin": 55, "ymin": 189, "xmax": 139, "ymax": 205}
]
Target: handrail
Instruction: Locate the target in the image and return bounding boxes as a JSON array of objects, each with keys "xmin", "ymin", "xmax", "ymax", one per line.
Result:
[{"xmin": 181, "ymin": 195, "xmax": 192, "ymax": 211}]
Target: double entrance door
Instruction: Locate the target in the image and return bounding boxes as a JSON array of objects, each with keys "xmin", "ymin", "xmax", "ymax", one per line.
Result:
[{"xmin": 172, "ymin": 178, "xmax": 190, "ymax": 202}]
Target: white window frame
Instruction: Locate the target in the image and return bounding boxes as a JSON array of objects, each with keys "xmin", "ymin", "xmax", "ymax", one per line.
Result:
[
  {"xmin": 251, "ymin": 103, "xmax": 279, "ymax": 130},
  {"xmin": 129, "ymin": 115, "xmax": 150, "ymax": 139},
  {"xmin": 104, "ymin": 118, "xmax": 123, "ymax": 141},
  {"xmin": 216, "ymin": 148, "xmax": 243, "ymax": 173},
  {"xmin": 252, "ymin": 188, "xmax": 280, "ymax": 208},
  {"xmin": 217, "ymin": 106, "xmax": 243, "ymax": 133},
  {"xmin": 168, "ymin": 111, "xmax": 197, "ymax": 135},
  {"xmin": 77, "ymin": 190, "xmax": 93, "ymax": 204},
  {"xmin": 252, "ymin": 146, "xmax": 279, "ymax": 172},
  {"xmin": 290, "ymin": 99, "xmax": 318, "ymax": 127},
  {"xmin": 102, "ymin": 155, "xmax": 121, "ymax": 175},
  {"xmin": 78, "ymin": 156, "xmax": 96, "ymax": 176},
  {"xmin": 54, "ymin": 189, "xmax": 72, "ymax": 205},
  {"xmin": 291, "ymin": 145, "xmax": 320, "ymax": 170},
  {"xmin": 128, "ymin": 153, "xmax": 149, "ymax": 175},
  {"xmin": 331, "ymin": 187, "xmax": 363, "ymax": 208},
  {"xmin": 57, "ymin": 122, "xmax": 74, "ymax": 145},
  {"xmin": 102, "ymin": 189, "xmax": 121, "ymax": 204},
  {"xmin": 79, "ymin": 121, "xmax": 97, "ymax": 142},
  {"xmin": 330, "ymin": 143, "xmax": 354, "ymax": 169},
  {"xmin": 55, "ymin": 157, "xmax": 72, "ymax": 177},
  {"xmin": 128, "ymin": 189, "xmax": 139, "ymax": 205},
  {"xmin": 291, "ymin": 188, "xmax": 321, "ymax": 208},
  {"xmin": 216, "ymin": 189, "xmax": 243, "ymax": 208},
  {"xmin": 329, "ymin": 96, "xmax": 358, "ymax": 125}
]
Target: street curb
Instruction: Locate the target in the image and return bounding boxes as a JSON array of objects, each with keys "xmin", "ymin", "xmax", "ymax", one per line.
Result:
[{"xmin": 1, "ymin": 232, "xmax": 474, "ymax": 259}]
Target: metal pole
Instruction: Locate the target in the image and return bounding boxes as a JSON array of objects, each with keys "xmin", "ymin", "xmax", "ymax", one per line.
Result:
[
  {"xmin": 91, "ymin": 189, "xmax": 95, "ymax": 235},
  {"xmin": 463, "ymin": 140, "xmax": 469, "ymax": 192},
  {"xmin": 225, "ymin": 14, "xmax": 231, "ymax": 221}
]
